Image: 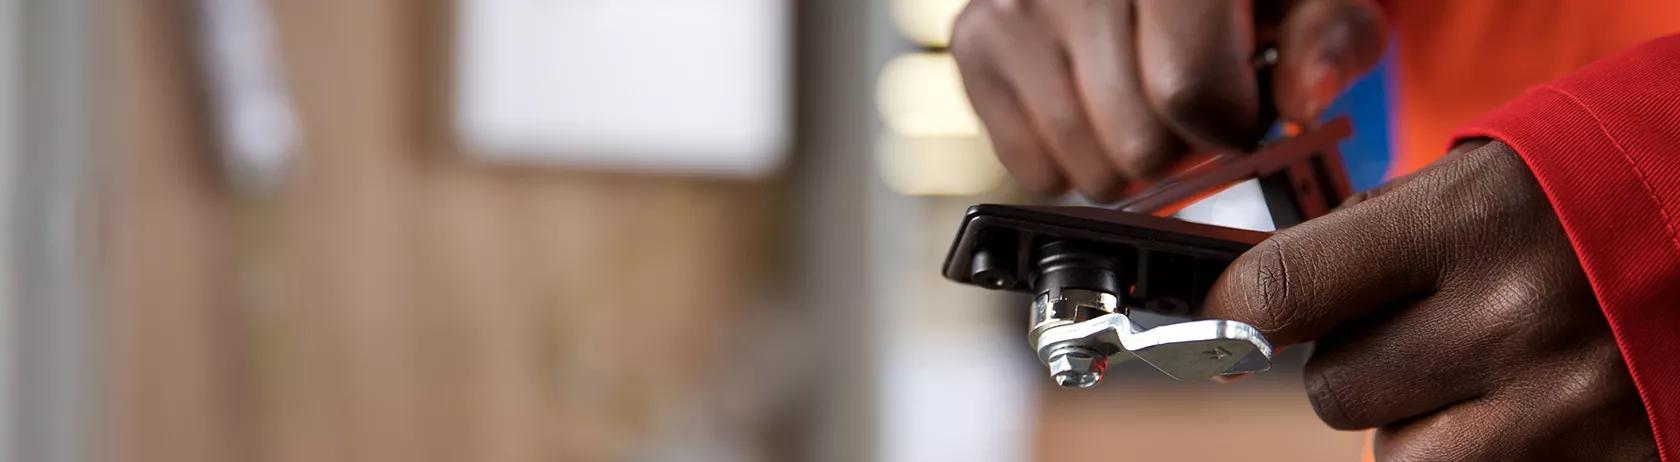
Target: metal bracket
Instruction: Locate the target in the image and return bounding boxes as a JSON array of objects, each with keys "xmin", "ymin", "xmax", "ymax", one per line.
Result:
[{"xmin": 1027, "ymin": 290, "xmax": 1271, "ymax": 387}]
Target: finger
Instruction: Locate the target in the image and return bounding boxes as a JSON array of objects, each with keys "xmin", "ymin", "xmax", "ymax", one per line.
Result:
[
  {"xmin": 988, "ymin": 28, "xmax": 1127, "ymax": 201},
  {"xmin": 1051, "ymin": 0, "xmax": 1188, "ymax": 180},
  {"xmin": 1135, "ymin": 0, "xmax": 1263, "ymax": 150},
  {"xmin": 1300, "ymin": 294, "xmax": 1496, "ymax": 430},
  {"xmin": 1372, "ymin": 398, "xmax": 1520, "ymax": 462},
  {"xmin": 1274, "ymin": 0, "xmax": 1388, "ymax": 122},
  {"xmin": 951, "ymin": 10, "xmax": 1068, "ymax": 195},
  {"xmin": 1198, "ymin": 184, "xmax": 1442, "ymax": 346},
  {"xmin": 955, "ymin": 61, "xmax": 1069, "ymax": 195},
  {"xmin": 1376, "ymin": 348, "xmax": 1650, "ymax": 462}
]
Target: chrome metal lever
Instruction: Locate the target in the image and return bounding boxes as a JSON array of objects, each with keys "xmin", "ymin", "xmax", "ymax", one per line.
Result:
[{"xmin": 1028, "ymin": 289, "xmax": 1272, "ymax": 387}]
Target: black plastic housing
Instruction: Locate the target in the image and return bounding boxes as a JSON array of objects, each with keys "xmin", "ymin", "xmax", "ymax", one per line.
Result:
[{"xmin": 941, "ymin": 204, "xmax": 1267, "ymax": 315}]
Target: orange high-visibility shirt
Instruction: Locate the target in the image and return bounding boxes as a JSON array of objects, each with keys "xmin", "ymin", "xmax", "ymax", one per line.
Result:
[{"xmin": 1388, "ymin": 0, "xmax": 1680, "ymax": 176}]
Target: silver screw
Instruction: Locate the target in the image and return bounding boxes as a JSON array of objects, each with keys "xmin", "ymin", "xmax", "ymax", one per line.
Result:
[{"xmin": 1045, "ymin": 347, "xmax": 1107, "ymax": 388}]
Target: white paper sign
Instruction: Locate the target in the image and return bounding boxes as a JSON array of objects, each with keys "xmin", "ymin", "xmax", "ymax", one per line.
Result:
[{"xmin": 455, "ymin": 0, "xmax": 790, "ymax": 177}]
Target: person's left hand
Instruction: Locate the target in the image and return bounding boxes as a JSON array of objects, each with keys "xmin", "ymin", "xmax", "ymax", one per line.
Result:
[{"xmin": 1201, "ymin": 140, "xmax": 1657, "ymax": 461}]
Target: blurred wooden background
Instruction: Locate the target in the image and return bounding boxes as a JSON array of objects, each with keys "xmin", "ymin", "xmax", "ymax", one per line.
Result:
[
  {"xmin": 100, "ymin": 1, "xmax": 1373, "ymax": 461},
  {"xmin": 105, "ymin": 1, "xmax": 774, "ymax": 461}
]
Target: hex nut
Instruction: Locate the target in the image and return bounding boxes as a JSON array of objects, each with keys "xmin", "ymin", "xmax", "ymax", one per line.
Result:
[{"xmin": 1045, "ymin": 348, "xmax": 1106, "ymax": 388}]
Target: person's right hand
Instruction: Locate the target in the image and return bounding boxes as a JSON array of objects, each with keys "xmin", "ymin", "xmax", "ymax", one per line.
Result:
[
  {"xmin": 1199, "ymin": 140, "xmax": 1658, "ymax": 461},
  {"xmin": 949, "ymin": 0, "xmax": 1387, "ymax": 201}
]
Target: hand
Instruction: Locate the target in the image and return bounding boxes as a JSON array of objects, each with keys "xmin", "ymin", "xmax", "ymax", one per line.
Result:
[
  {"xmin": 950, "ymin": 0, "xmax": 1387, "ymax": 200},
  {"xmin": 1202, "ymin": 140, "xmax": 1657, "ymax": 461}
]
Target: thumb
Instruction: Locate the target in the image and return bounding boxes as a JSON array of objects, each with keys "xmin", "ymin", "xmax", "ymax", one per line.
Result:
[
  {"xmin": 1273, "ymin": 0, "xmax": 1388, "ymax": 123},
  {"xmin": 1198, "ymin": 185, "xmax": 1437, "ymax": 347}
]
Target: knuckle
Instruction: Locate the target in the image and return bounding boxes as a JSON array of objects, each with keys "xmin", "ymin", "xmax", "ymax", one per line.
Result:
[
  {"xmin": 1476, "ymin": 265, "xmax": 1591, "ymax": 356},
  {"xmin": 1553, "ymin": 342, "xmax": 1637, "ymax": 417},
  {"xmin": 1107, "ymin": 135, "xmax": 1178, "ymax": 180},
  {"xmin": 950, "ymin": 0, "xmax": 1023, "ymax": 59},
  {"xmin": 1481, "ymin": 278, "xmax": 1554, "ymax": 344},
  {"xmin": 1144, "ymin": 69, "xmax": 1255, "ymax": 146},
  {"xmin": 1336, "ymin": 0, "xmax": 1391, "ymax": 64},
  {"xmin": 1303, "ymin": 366, "xmax": 1363, "ymax": 430}
]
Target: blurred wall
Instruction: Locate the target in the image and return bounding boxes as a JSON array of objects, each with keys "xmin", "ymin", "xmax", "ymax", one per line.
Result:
[
  {"xmin": 98, "ymin": 1, "xmax": 1382, "ymax": 462},
  {"xmin": 12, "ymin": 0, "xmax": 98, "ymax": 461},
  {"xmin": 105, "ymin": 1, "xmax": 775, "ymax": 461},
  {"xmin": 0, "ymin": 0, "xmax": 17, "ymax": 458}
]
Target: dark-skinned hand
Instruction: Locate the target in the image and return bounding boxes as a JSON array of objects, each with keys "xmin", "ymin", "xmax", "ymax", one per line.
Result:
[
  {"xmin": 1201, "ymin": 140, "xmax": 1657, "ymax": 461},
  {"xmin": 949, "ymin": 0, "xmax": 1386, "ymax": 200}
]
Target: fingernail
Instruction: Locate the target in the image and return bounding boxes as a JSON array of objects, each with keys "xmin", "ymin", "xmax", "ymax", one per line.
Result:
[{"xmin": 1212, "ymin": 373, "xmax": 1252, "ymax": 384}]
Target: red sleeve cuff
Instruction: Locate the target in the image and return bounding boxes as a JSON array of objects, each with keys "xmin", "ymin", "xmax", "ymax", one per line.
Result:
[{"xmin": 1452, "ymin": 37, "xmax": 1680, "ymax": 460}]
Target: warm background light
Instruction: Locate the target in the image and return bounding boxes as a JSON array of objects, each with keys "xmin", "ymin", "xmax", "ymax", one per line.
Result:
[
  {"xmin": 876, "ymin": 52, "xmax": 981, "ymax": 138},
  {"xmin": 876, "ymin": 133, "xmax": 1004, "ymax": 196},
  {"xmin": 888, "ymin": 0, "xmax": 967, "ymax": 47},
  {"xmin": 876, "ymin": 50, "xmax": 1005, "ymax": 196}
]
